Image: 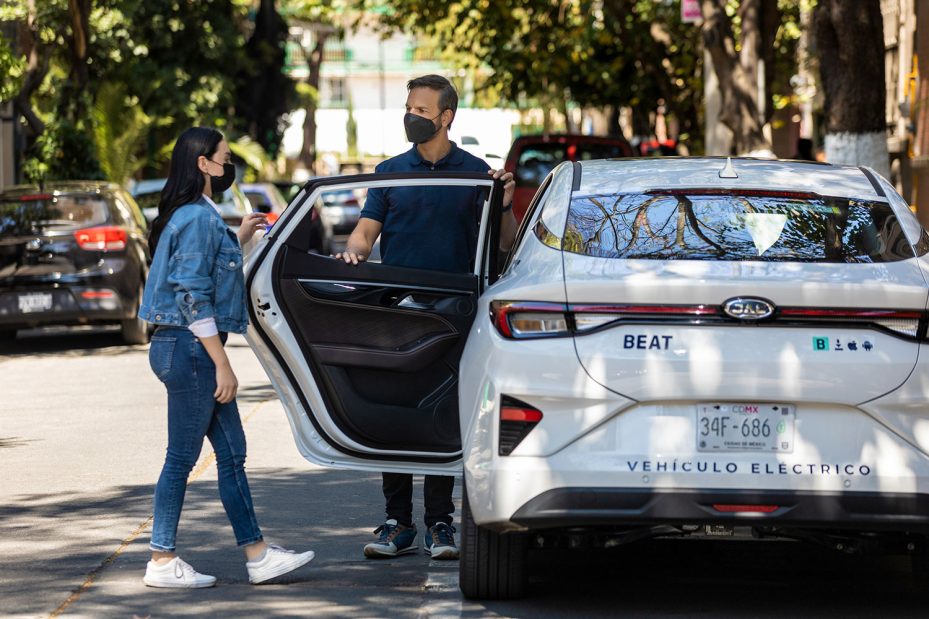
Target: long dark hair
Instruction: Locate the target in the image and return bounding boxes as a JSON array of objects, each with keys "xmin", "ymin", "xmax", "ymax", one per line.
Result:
[{"xmin": 148, "ymin": 127, "xmax": 224, "ymax": 255}]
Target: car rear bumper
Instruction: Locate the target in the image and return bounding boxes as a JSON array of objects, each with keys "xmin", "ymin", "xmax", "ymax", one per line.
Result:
[
  {"xmin": 510, "ymin": 487, "xmax": 929, "ymax": 532},
  {"xmin": 0, "ymin": 283, "xmax": 132, "ymax": 329}
]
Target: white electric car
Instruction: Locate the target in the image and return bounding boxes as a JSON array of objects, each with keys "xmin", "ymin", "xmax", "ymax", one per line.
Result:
[{"xmin": 245, "ymin": 158, "xmax": 929, "ymax": 599}]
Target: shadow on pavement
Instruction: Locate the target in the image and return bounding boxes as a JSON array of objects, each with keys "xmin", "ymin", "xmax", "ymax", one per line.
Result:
[
  {"xmin": 0, "ymin": 326, "xmax": 142, "ymax": 358},
  {"xmin": 4, "ymin": 466, "xmax": 929, "ymax": 618}
]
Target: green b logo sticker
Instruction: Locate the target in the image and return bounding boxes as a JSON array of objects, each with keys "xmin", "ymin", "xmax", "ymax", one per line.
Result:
[{"xmin": 813, "ymin": 336, "xmax": 829, "ymax": 351}]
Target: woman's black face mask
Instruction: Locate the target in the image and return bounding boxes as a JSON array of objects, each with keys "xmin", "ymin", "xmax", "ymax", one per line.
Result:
[
  {"xmin": 209, "ymin": 162, "xmax": 236, "ymax": 194},
  {"xmin": 404, "ymin": 112, "xmax": 443, "ymax": 144}
]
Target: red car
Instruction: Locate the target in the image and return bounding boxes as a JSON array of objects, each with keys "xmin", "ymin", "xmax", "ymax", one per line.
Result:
[{"xmin": 504, "ymin": 134, "xmax": 634, "ymax": 220}]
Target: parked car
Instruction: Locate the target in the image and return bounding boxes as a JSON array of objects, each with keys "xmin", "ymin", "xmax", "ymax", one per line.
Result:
[
  {"xmin": 504, "ymin": 133, "xmax": 634, "ymax": 221},
  {"xmin": 130, "ymin": 178, "xmax": 260, "ymax": 254},
  {"xmin": 317, "ymin": 187, "xmax": 363, "ymax": 254},
  {"xmin": 459, "ymin": 135, "xmax": 505, "ymax": 170},
  {"xmin": 243, "ymin": 158, "xmax": 929, "ymax": 600},
  {"xmin": 243, "ymin": 181, "xmax": 326, "ymax": 254},
  {"xmin": 130, "ymin": 178, "xmax": 254, "ymax": 227},
  {"xmin": 0, "ymin": 182, "xmax": 151, "ymax": 344},
  {"xmin": 240, "ymin": 182, "xmax": 289, "ymax": 224}
]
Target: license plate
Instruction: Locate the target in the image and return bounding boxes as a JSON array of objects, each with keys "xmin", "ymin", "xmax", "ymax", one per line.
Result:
[
  {"xmin": 18, "ymin": 292, "xmax": 53, "ymax": 313},
  {"xmin": 696, "ymin": 403, "xmax": 794, "ymax": 452}
]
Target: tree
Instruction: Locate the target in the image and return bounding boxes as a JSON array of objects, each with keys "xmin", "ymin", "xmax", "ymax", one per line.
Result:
[
  {"xmin": 284, "ymin": 0, "xmax": 346, "ymax": 171},
  {"xmin": 358, "ymin": 0, "xmax": 703, "ymax": 148},
  {"xmin": 813, "ymin": 0, "xmax": 888, "ymax": 177},
  {"xmin": 235, "ymin": 0, "xmax": 295, "ymax": 156},
  {"xmin": 700, "ymin": 0, "xmax": 781, "ymax": 155}
]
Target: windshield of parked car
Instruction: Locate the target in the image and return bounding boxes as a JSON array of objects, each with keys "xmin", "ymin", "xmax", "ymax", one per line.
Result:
[
  {"xmin": 563, "ymin": 191, "xmax": 914, "ymax": 263},
  {"xmin": 0, "ymin": 194, "xmax": 108, "ymax": 235}
]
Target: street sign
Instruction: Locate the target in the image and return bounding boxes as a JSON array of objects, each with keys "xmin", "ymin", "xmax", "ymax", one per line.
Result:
[{"xmin": 682, "ymin": 0, "xmax": 702, "ymax": 23}]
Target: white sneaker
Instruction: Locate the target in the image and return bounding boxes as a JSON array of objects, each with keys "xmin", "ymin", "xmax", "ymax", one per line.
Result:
[
  {"xmin": 143, "ymin": 557, "xmax": 217, "ymax": 589},
  {"xmin": 246, "ymin": 544, "xmax": 315, "ymax": 584}
]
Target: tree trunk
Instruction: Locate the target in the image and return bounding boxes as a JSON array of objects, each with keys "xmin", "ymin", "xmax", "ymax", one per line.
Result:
[
  {"xmin": 14, "ymin": 0, "xmax": 48, "ymax": 141},
  {"xmin": 61, "ymin": 0, "xmax": 91, "ymax": 121},
  {"xmin": 301, "ymin": 30, "xmax": 331, "ymax": 172},
  {"xmin": 700, "ymin": 0, "xmax": 772, "ymax": 155},
  {"xmin": 238, "ymin": 0, "xmax": 289, "ymax": 154},
  {"xmin": 813, "ymin": 0, "xmax": 889, "ymax": 177}
]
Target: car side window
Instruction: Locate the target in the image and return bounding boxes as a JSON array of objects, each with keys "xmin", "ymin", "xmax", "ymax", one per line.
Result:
[{"xmin": 117, "ymin": 192, "xmax": 147, "ymax": 231}]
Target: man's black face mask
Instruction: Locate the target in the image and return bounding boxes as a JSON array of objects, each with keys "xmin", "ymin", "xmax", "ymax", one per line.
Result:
[{"xmin": 404, "ymin": 112, "xmax": 443, "ymax": 144}]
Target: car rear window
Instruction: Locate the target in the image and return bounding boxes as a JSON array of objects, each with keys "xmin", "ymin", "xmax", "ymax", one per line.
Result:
[
  {"xmin": 576, "ymin": 143, "xmax": 630, "ymax": 160},
  {"xmin": 563, "ymin": 191, "xmax": 914, "ymax": 263},
  {"xmin": 516, "ymin": 145, "xmax": 566, "ymax": 187},
  {"xmin": 0, "ymin": 194, "xmax": 109, "ymax": 235}
]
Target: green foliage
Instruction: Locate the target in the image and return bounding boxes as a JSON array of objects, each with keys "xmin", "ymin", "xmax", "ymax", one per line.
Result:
[
  {"xmin": 91, "ymin": 82, "xmax": 153, "ymax": 184},
  {"xmin": 23, "ymin": 119, "xmax": 103, "ymax": 183},
  {"xmin": 109, "ymin": 0, "xmax": 249, "ymax": 133},
  {"xmin": 346, "ymin": 96, "xmax": 358, "ymax": 158},
  {"xmin": 358, "ymin": 0, "xmax": 703, "ymax": 142},
  {"xmin": 0, "ymin": 34, "xmax": 25, "ymax": 101},
  {"xmin": 228, "ymin": 136, "xmax": 275, "ymax": 179}
]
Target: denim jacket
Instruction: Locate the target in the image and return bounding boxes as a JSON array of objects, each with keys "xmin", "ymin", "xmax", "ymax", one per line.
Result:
[{"xmin": 139, "ymin": 197, "xmax": 248, "ymax": 334}]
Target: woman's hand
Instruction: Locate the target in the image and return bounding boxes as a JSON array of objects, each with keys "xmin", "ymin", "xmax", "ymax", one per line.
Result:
[
  {"xmin": 237, "ymin": 212, "xmax": 268, "ymax": 246},
  {"xmin": 214, "ymin": 362, "xmax": 239, "ymax": 404}
]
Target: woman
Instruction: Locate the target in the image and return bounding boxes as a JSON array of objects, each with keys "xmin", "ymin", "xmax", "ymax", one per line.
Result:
[{"xmin": 138, "ymin": 127, "xmax": 313, "ymax": 587}]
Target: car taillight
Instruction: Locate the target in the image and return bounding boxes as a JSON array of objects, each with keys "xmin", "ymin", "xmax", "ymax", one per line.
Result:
[
  {"xmin": 492, "ymin": 301, "xmax": 928, "ymax": 341},
  {"xmin": 572, "ymin": 303, "xmax": 720, "ymax": 333},
  {"xmin": 490, "ymin": 301, "xmax": 570, "ymax": 339},
  {"xmin": 499, "ymin": 396, "xmax": 543, "ymax": 456},
  {"xmin": 74, "ymin": 226, "xmax": 127, "ymax": 251}
]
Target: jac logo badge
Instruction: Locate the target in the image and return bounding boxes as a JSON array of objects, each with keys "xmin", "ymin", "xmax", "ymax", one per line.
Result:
[{"xmin": 723, "ymin": 297, "xmax": 774, "ymax": 320}]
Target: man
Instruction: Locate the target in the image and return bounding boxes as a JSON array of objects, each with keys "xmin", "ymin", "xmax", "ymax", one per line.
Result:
[{"xmin": 336, "ymin": 74, "xmax": 516, "ymax": 560}]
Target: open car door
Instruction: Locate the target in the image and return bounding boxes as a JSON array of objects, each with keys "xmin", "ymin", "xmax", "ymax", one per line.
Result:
[{"xmin": 245, "ymin": 173, "xmax": 503, "ymax": 474}]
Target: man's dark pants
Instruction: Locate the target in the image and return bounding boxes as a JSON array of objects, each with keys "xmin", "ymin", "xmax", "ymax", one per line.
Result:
[{"xmin": 382, "ymin": 472, "xmax": 454, "ymax": 528}]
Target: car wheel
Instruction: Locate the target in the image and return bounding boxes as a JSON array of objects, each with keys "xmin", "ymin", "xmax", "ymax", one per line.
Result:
[
  {"xmin": 459, "ymin": 481, "xmax": 529, "ymax": 600},
  {"xmin": 121, "ymin": 284, "xmax": 150, "ymax": 345}
]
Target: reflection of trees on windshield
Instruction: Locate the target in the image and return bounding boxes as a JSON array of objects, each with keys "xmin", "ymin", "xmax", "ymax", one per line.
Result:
[
  {"xmin": 0, "ymin": 200, "xmax": 64, "ymax": 236},
  {"xmin": 564, "ymin": 193, "xmax": 911, "ymax": 263}
]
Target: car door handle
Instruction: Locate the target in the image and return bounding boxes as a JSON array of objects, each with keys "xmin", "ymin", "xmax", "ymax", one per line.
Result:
[{"xmin": 396, "ymin": 295, "xmax": 436, "ymax": 310}]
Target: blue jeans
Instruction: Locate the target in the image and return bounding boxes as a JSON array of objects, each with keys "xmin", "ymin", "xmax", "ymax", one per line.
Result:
[{"xmin": 148, "ymin": 327, "xmax": 263, "ymax": 552}]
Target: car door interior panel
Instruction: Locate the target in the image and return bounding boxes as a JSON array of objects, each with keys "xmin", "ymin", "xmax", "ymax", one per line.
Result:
[{"xmin": 272, "ymin": 245, "xmax": 479, "ymax": 453}]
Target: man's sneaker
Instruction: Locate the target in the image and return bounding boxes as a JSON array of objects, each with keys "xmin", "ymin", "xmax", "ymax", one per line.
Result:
[
  {"xmin": 363, "ymin": 519, "xmax": 418, "ymax": 558},
  {"xmin": 143, "ymin": 557, "xmax": 217, "ymax": 588},
  {"xmin": 246, "ymin": 544, "xmax": 315, "ymax": 584},
  {"xmin": 425, "ymin": 523, "xmax": 459, "ymax": 560}
]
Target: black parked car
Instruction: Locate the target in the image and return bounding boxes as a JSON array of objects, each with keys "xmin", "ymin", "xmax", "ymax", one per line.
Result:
[{"xmin": 0, "ymin": 182, "xmax": 151, "ymax": 344}]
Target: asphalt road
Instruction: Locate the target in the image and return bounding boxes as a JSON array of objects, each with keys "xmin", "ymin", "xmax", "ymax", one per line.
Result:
[{"xmin": 2, "ymin": 327, "xmax": 929, "ymax": 618}]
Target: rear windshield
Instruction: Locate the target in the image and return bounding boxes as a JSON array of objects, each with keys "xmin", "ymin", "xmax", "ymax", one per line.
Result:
[
  {"xmin": 564, "ymin": 192, "xmax": 914, "ymax": 263},
  {"xmin": 0, "ymin": 194, "xmax": 108, "ymax": 235}
]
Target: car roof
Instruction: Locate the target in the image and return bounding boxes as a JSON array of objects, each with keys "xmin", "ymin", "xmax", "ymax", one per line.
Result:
[
  {"xmin": 1, "ymin": 181, "xmax": 122, "ymax": 197},
  {"xmin": 240, "ymin": 182, "xmax": 275, "ymax": 192},
  {"xmin": 129, "ymin": 178, "xmax": 167, "ymax": 195},
  {"xmin": 576, "ymin": 157, "xmax": 883, "ymax": 200},
  {"xmin": 513, "ymin": 133, "xmax": 630, "ymax": 144}
]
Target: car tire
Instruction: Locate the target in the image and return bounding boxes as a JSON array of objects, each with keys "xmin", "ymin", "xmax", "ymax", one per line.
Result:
[
  {"xmin": 121, "ymin": 284, "xmax": 150, "ymax": 345},
  {"xmin": 459, "ymin": 481, "xmax": 529, "ymax": 600}
]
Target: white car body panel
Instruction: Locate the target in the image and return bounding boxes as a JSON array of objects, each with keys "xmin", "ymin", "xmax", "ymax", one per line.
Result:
[{"xmin": 247, "ymin": 176, "xmax": 499, "ymax": 474}]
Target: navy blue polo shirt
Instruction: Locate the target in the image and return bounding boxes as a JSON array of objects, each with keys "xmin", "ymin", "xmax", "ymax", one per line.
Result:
[{"xmin": 361, "ymin": 143, "xmax": 489, "ymax": 273}]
